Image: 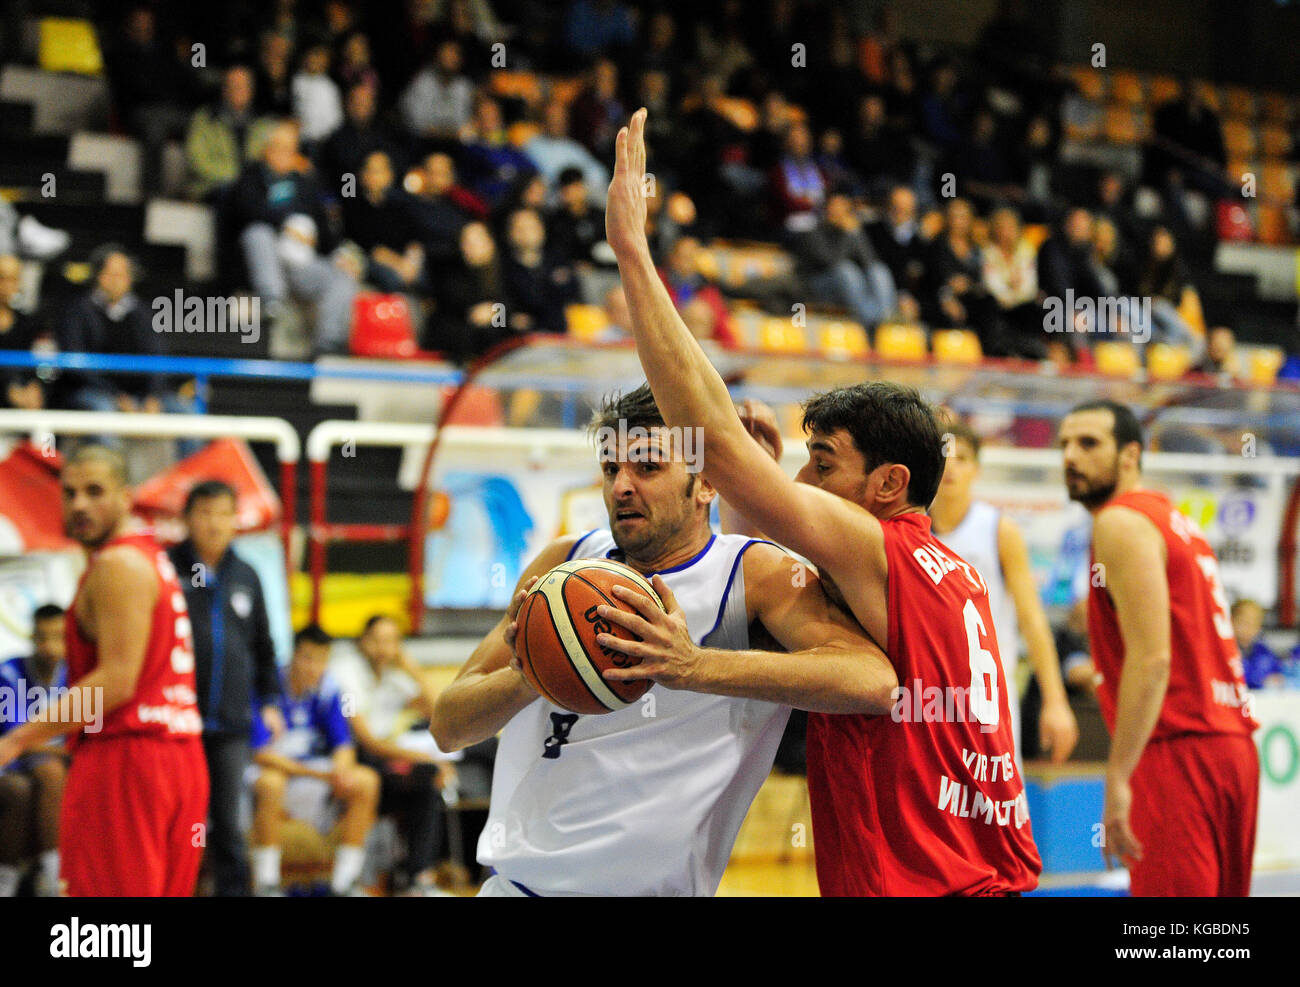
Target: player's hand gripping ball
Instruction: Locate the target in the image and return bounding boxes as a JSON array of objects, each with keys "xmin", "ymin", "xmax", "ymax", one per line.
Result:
[{"xmin": 515, "ymin": 559, "xmax": 663, "ymax": 714}]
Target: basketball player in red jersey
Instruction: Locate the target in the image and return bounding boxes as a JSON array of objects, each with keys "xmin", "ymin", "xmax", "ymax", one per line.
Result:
[
  {"xmin": 605, "ymin": 109, "xmax": 1041, "ymax": 895},
  {"xmin": 0, "ymin": 445, "xmax": 208, "ymax": 896},
  {"xmin": 1059, "ymin": 401, "xmax": 1258, "ymax": 896}
]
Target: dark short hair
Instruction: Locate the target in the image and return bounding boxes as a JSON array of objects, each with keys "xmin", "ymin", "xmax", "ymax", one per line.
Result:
[
  {"xmin": 63, "ymin": 443, "xmax": 128, "ymax": 486},
  {"xmin": 588, "ymin": 382, "xmax": 666, "ymax": 437},
  {"xmin": 801, "ymin": 382, "xmax": 945, "ymax": 509},
  {"xmin": 557, "ymin": 166, "xmax": 585, "ymax": 188},
  {"xmin": 294, "ymin": 623, "xmax": 333, "ymax": 649},
  {"xmin": 1067, "ymin": 399, "xmax": 1144, "ymax": 458},
  {"xmin": 183, "ymin": 480, "xmax": 237, "ymax": 515},
  {"xmin": 88, "ymin": 243, "xmax": 135, "ymax": 282},
  {"xmin": 361, "ymin": 613, "xmax": 398, "ymax": 636},
  {"xmin": 33, "ymin": 603, "xmax": 65, "ymax": 623},
  {"xmin": 942, "ymin": 420, "xmax": 982, "ymax": 459}
]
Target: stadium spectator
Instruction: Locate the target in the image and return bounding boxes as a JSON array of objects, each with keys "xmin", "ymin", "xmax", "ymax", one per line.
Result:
[
  {"xmin": 1009, "ymin": 113, "xmax": 1057, "ymax": 219},
  {"xmin": 0, "ymin": 255, "xmax": 44, "ymax": 411},
  {"xmin": 564, "ymin": 0, "xmax": 637, "ymax": 58},
  {"xmin": 635, "ymin": 9, "xmax": 684, "ymax": 78},
  {"xmin": 428, "ymin": 220, "xmax": 509, "ymax": 360},
  {"xmin": 692, "ymin": 1, "xmax": 754, "ymax": 90},
  {"xmin": 399, "ymin": 38, "xmax": 476, "ymax": 143},
  {"xmin": 524, "ymin": 100, "xmax": 610, "ymax": 202},
  {"xmin": 1089, "ymin": 216, "xmax": 1139, "ymax": 299},
  {"xmin": 1037, "ymin": 207, "xmax": 1104, "ymax": 353},
  {"xmin": 457, "ymin": 96, "xmax": 539, "ymax": 210},
  {"xmin": 292, "ymin": 41, "xmax": 345, "ymax": 153},
  {"xmin": 319, "ymin": 81, "xmax": 401, "ymax": 192},
  {"xmin": 924, "ymin": 197, "xmax": 1003, "ymax": 352},
  {"xmin": 231, "ymin": 121, "xmax": 359, "ymax": 354},
  {"xmin": 0, "ymin": 604, "xmax": 67, "ymax": 898},
  {"xmin": 55, "ymin": 246, "xmax": 201, "ymax": 450},
  {"xmin": 1232, "ymin": 599, "xmax": 1287, "ymax": 690},
  {"xmin": 1145, "ymin": 80, "xmax": 1229, "ymax": 229},
  {"xmin": 814, "ymin": 129, "xmax": 865, "ymax": 200},
  {"xmin": 330, "ymin": 615, "xmax": 458, "ymax": 895},
  {"xmin": 169, "ymin": 481, "xmax": 284, "ymax": 897},
  {"xmin": 546, "ymin": 167, "xmax": 605, "ymax": 268},
  {"xmin": 342, "ymin": 150, "xmax": 427, "ymax": 293},
  {"xmin": 1094, "ymin": 171, "xmax": 1145, "ymax": 259},
  {"xmin": 335, "ymin": 30, "xmax": 380, "ymax": 94},
  {"xmin": 982, "ymin": 206, "xmax": 1047, "ymax": 358},
  {"xmin": 568, "ymin": 58, "xmax": 626, "ymax": 160},
  {"xmin": 255, "ymin": 30, "xmax": 295, "ymax": 117},
  {"xmin": 953, "ymin": 109, "xmax": 1015, "ymax": 210},
  {"xmin": 249, "ymin": 624, "xmax": 379, "ymax": 896},
  {"xmin": 847, "ymin": 94, "xmax": 917, "ymax": 199},
  {"xmin": 1195, "ymin": 325, "xmax": 1241, "ymax": 377},
  {"xmin": 106, "ymin": 5, "xmax": 195, "ymax": 197},
  {"xmin": 917, "ymin": 59, "xmax": 967, "ymax": 162},
  {"xmin": 791, "ymin": 193, "xmax": 898, "ymax": 334},
  {"xmin": 866, "ymin": 184, "xmax": 929, "ymax": 301},
  {"xmin": 406, "ymin": 152, "xmax": 487, "ymax": 265},
  {"xmin": 184, "ymin": 65, "xmax": 276, "ymax": 203},
  {"xmin": 659, "ymin": 236, "xmax": 736, "ymax": 347},
  {"xmin": 502, "ymin": 207, "xmax": 578, "ymax": 334},
  {"xmin": 1137, "ymin": 226, "xmax": 1204, "ymax": 357},
  {"xmin": 770, "ymin": 121, "xmax": 826, "ymax": 233}
]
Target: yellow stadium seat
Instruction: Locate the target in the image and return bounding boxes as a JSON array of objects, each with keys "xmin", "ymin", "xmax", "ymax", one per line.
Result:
[
  {"xmin": 1224, "ymin": 86, "xmax": 1256, "ymax": 119},
  {"xmin": 1148, "ymin": 75, "xmax": 1180, "ymax": 105},
  {"xmin": 1103, "ymin": 105, "xmax": 1140, "ymax": 145},
  {"xmin": 1176, "ymin": 288, "xmax": 1207, "ymax": 339},
  {"xmin": 1260, "ymin": 125, "xmax": 1292, "ymax": 159},
  {"xmin": 38, "ymin": 18, "xmax": 103, "ymax": 75},
  {"xmin": 1021, "ymin": 224, "xmax": 1050, "ymax": 250},
  {"xmin": 1094, "ymin": 341, "xmax": 1141, "ymax": 377},
  {"xmin": 506, "ymin": 121, "xmax": 541, "ymax": 147},
  {"xmin": 931, "ymin": 329, "xmax": 983, "ymax": 365},
  {"xmin": 565, "ymin": 304, "xmax": 609, "ymax": 342},
  {"xmin": 1070, "ymin": 65, "xmax": 1107, "ymax": 101},
  {"xmin": 875, "ymin": 323, "xmax": 928, "ymax": 362},
  {"xmin": 1243, "ymin": 345, "xmax": 1284, "ymax": 385},
  {"xmin": 1257, "ymin": 204, "xmax": 1289, "ymax": 246},
  {"xmin": 1223, "ymin": 119, "xmax": 1257, "ymax": 159},
  {"xmin": 1260, "ymin": 164, "xmax": 1294, "ymax": 203},
  {"xmin": 816, "ymin": 321, "xmax": 869, "ymax": 360},
  {"xmin": 490, "ymin": 71, "xmax": 542, "ymax": 104},
  {"xmin": 1110, "ymin": 71, "xmax": 1144, "ymax": 106},
  {"xmin": 1192, "ymin": 80, "xmax": 1221, "ymax": 113},
  {"xmin": 758, "ymin": 317, "xmax": 809, "ymax": 355},
  {"xmin": 728, "ymin": 307, "xmax": 764, "ymax": 349},
  {"xmin": 1260, "ymin": 93, "xmax": 1291, "ymax": 124},
  {"xmin": 548, "ymin": 78, "xmax": 583, "ymax": 104},
  {"xmin": 1146, "ymin": 342, "xmax": 1192, "ymax": 380}
]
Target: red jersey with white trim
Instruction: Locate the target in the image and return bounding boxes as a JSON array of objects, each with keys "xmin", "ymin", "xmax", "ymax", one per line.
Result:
[
  {"xmin": 65, "ymin": 531, "xmax": 203, "ymax": 750},
  {"xmin": 806, "ymin": 512, "xmax": 1041, "ymax": 896},
  {"xmin": 1087, "ymin": 489, "xmax": 1258, "ymax": 740}
]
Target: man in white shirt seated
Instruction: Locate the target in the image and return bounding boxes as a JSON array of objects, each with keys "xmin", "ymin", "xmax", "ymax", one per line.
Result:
[{"xmin": 329, "ymin": 615, "xmax": 459, "ymax": 895}]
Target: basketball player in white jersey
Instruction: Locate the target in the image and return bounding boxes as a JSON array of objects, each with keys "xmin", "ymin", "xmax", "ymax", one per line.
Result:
[
  {"xmin": 929, "ymin": 421, "xmax": 1077, "ymax": 763},
  {"xmin": 430, "ymin": 385, "xmax": 897, "ymax": 896}
]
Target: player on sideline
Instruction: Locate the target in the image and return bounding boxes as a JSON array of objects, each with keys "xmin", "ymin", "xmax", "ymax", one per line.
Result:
[
  {"xmin": 605, "ymin": 109, "xmax": 1041, "ymax": 895},
  {"xmin": 1059, "ymin": 401, "xmax": 1258, "ymax": 896},
  {"xmin": 0, "ymin": 445, "xmax": 208, "ymax": 896},
  {"xmin": 929, "ymin": 421, "xmax": 1078, "ymax": 763},
  {"xmin": 430, "ymin": 385, "xmax": 897, "ymax": 897}
]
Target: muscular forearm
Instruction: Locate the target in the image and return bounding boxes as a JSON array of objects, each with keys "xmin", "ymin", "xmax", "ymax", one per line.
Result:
[
  {"xmin": 690, "ymin": 644, "xmax": 896, "ymax": 714},
  {"xmin": 1023, "ymin": 614, "xmax": 1069, "ymax": 706},
  {"xmin": 1107, "ymin": 651, "xmax": 1170, "ymax": 780},
  {"xmin": 430, "ymin": 667, "xmax": 537, "ymax": 752}
]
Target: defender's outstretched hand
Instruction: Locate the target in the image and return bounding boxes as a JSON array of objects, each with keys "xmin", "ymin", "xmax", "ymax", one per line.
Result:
[{"xmin": 606, "ymin": 108, "xmax": 650, "ymax": 258}]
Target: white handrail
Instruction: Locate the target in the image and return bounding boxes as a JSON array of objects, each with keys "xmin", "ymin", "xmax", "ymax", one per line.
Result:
[{"xmin": 0, "ymin": 410, "xmax": 301, "ymax": 463}]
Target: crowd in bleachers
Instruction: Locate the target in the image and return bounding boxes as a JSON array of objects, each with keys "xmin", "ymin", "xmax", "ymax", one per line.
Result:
[{"xmin": 2, "ymin": 0, "xmax": 1298, "ymax": 387}]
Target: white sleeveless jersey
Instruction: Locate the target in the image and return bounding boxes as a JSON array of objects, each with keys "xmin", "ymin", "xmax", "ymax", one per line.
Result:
[
  {"xmin": 934, "ymin": 501, "xmax": 1022, "ymax": 752},
  {"xmin": 478, "ymin": 531, "xmax": 791, "ymax": 896}
]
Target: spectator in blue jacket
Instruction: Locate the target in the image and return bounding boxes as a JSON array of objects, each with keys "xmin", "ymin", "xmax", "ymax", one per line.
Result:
[{"xmin": 1232, "ymin": 599, "xmax": 1286, "ymax": 689}]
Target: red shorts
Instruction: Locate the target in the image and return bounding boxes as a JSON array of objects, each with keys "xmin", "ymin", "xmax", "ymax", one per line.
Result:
[
  {"xmin": 61, "ymin": 734, "xmax": 209, "ymax": 897},
  {"xmin": 1129, "ymin": 731, "xmax": 1258, "ymax": 897}
]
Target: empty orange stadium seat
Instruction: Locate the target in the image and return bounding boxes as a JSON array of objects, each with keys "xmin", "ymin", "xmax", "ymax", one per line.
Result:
[
  {"xmin": 548, "ymin": 78, "xmax": 583, "ymax": 104},
  {"xmin": 816, "ymin": 321, "xmax": 869, "ymax": 360},
  {"xmin": 1223, "ymin": 119, "xmax": 1256, "ymax": 158},
  {"xmin": 507, "ymin": 121, "xmax": 541, "ymax": 146},
  {"xmin": 1260, "ymin": 164, "xmax": 1294, "ymax": 203},
  {"xmin": 38, "ymin": 18, "xmax": 102, "ymax": 75},
  {"xmin": 565, "ymin": 304, "xmax": 609, "ymax": 342},
  {"xmin": 1242, "ymin": 345, "xmax": 1284, "ymax": 385},
  {"xmin": 1110, "ymin": 71, "xmax": 1144, "ymax": 106},
  {"xmin": 1224, "ymin": 86, "xmax": 1256, "ymax": 119},
  {"xmin": 1069, "ymin": 65, "xmax": 1107, "ymax": 101},
  {"xmin": 1094, "ymin": 341, "xmax": 1141, "ymax": 377},
  {"xmin": 875, "ymin": 323, "xmax": 928, "ymax": 361},
  {"xmin": 1103, "ymin": 105, "xmax": 1141, "ymax": 144},
  {"xmin": 490, "ymin": 71, "xmax": 542, "ymax": 104},
  {"xmin": 1148, "ymin": 75, "xmax": 1180, "ymax": 105},
  {"xmin": 1176, "ymin": 288, "xmax": 1206, "ymax": 339},
  {"xmin": 1257, "ymin": 204, "xmax": 1290, "ymax": 245},
  {"xmin": 758, "ymin": 317, "xmax": 809, "ymax": 355},
  {"xmin": 1192, "ymin": 80, "xmax": 1221, "ymax": 112},
  {"xmin": 1259, "ymin": 125, "xmax": 1292, "ymax": 159},
  {"xmin": 1021, "ymin": 224, "xmax": 1050, "ymax": 250},
  {"xmin": 1146, "ymin": 342, "xmax": 1192, "ymax": 380},
  {"xmin": 931, "ymin": 329, "xmax": 983, "ymax": 365},
  {"xmin": 1260, "ymin": 92, "xmax": 1292, "ymax": 124}
]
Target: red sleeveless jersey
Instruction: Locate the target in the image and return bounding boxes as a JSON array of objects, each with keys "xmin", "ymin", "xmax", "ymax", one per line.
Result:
[
  {"xmin": 807, "ymin": 512, "xmax": 1041, "ymax": 896},
  {"xmin": 1088, "ymin": 489, "xmax": 1258, "ymax": 740},
  {"xmin": 65, "ymin": 531, "xmax": 203, "ymax": 750}
]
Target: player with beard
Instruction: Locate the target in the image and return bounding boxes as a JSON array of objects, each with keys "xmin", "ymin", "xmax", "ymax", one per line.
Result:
[
  {"xmin": 0, "ymin": 445, "xmax": 207, "ymax": 896},
  {"xmin": 1059, "ymin": 401, "xmax": 1258, "ymax": 895},
  {"xmin": 431, "ymin": 385, "xmax": 897, "ymax": 896}
]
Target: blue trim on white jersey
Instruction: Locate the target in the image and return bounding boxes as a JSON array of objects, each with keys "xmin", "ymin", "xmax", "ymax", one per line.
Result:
[
  {"xmin": 565, "ymin": 530, "xmax": 600, "ymax": 562},
  {"xmin": 702, "ymin": 539, "xmax": 776, "ymax": 642}
]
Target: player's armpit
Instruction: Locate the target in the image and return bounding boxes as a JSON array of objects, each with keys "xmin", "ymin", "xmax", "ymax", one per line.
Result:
[
  {"xmin": 429, "ymin": 534, "xmax": 579, "ymax": 751},
  {"xmin": 83, "ymin": 545, "xmax": 161, "ymax": 712}
]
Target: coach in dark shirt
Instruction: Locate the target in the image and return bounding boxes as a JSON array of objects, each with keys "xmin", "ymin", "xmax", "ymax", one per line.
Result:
[{"xmin": 170, "ymin": 480, "xmax": 284, "ymax": 897}]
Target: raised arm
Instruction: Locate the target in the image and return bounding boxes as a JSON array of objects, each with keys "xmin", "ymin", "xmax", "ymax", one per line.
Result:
[
  {"xmin": 429, "ymin": 536, "xmax": 578, "ymax": 752},
  {"xmin": 1092, "ymin": 505, "xmax": 1171, "ymax": 867},
  {"xmin": 601, "ymin": 543, "xmax": 897, "ymax": 714},
  {"xmin": 606, "ymin": 109, "xmax": 879, "ymax": 578}
]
